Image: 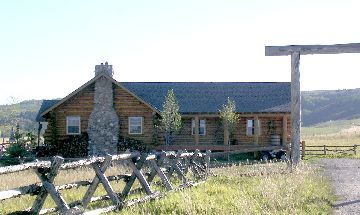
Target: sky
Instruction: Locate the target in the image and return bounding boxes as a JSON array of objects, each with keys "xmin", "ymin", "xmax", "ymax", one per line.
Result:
[{"xmin": 0, "ymin": 0, "xmax": 360, "ymax": 105}]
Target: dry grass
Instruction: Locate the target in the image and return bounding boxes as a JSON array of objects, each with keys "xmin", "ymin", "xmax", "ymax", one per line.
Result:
[
  {"xmin": 119, "ymin": 162, "xmax": 335, "ymax": 215},
  {"xmin": 0, "ymin": 161, "xmax": 335, "ymax": 214},
  {"xmin": 0, "ymin": 164, "xmax": 143, "ymax": 213}
]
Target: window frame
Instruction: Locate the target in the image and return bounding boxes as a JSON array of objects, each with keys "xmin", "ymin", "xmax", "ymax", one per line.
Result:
[
  {"xmin": 66, "ymin": 116, "xmax": 81, "ymax": 135},
  {"xmin": 128, "ymin": 116, "xmax": 143, "ymax": 135}
]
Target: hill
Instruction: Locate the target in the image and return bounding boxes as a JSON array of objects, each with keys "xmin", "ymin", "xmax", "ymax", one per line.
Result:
[
  {"xmin": 302, "ymin": 88, "xmax": 360, "ymax": 126},
  {"xmin": 0, "ymin": 100, "xmax": 43, "ymax": 137}
]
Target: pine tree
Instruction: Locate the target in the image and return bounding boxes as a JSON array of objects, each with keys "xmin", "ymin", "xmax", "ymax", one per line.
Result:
[{"xmin": 160, "ymin": 89, "xmax": 182, "ymax": 145}]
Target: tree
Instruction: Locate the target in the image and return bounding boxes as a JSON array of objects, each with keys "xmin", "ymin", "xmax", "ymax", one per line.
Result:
[
  {"xmin": 219, "ymin": 97, "xmax": 239, "ymax": 145},
  {"xmin": 160, "ymin": 89, "xmax": 182, "ymax": 145}
]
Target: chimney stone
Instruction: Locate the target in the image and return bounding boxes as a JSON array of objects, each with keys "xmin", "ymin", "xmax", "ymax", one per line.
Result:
[{"xmin": 95, "ymin": 61, "xmax": 114, "ymax": 77}]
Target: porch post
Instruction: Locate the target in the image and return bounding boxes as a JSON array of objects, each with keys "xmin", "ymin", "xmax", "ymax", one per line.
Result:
[
  {"xmin": 254, "ymin": 116, "xmax": 259, "ymax": 145},
  {"xmin": 282, "ymin": 115, "xmax": 288, "ymax": 146}
]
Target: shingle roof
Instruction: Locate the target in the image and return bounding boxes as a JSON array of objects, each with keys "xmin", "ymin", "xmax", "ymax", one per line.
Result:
[
  {"xmin": 36, "ymin": 100, "xmax": 60, "ymax": 121},
  {"xmin": 121, "ymin": 82, "xmax": 291, "ymax": 113},
  {"xmin": 37, "ymin": 82, "xmax": 291, "ymax": 121}
]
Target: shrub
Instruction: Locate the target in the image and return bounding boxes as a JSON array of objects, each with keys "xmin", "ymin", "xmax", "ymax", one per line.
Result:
[
  {"xmin": 118, "ymin": 136, "xmax": 148, "ymax": 152},
  {"xmin": 1, "ymin": 143, "xmax": 33, "ymax": 165}
]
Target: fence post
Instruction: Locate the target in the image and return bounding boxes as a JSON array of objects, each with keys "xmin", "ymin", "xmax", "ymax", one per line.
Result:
[
  {"xmin": 354, "ymin": 145, "xmax": 357, "ymax": 155},
  {"xmin": 301, "ymin": 141, "xmax": 305, "ymax": 159},
  {"xmin": 323, "ymin": 145, "xmax": 326, "ymax": 155}
]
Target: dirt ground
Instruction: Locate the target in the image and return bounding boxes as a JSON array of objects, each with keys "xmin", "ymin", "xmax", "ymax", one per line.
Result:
[{"xmin": 318, "ymin": 159, "xmax": 360, "ymax": 215}]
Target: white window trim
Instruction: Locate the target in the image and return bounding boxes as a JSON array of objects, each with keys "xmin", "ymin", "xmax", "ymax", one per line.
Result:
[
  {"xmin": 191, "ymin": 119, "xmax": 206, "ymax": 136},
  {"xmin": 66, "ymin": 116, "xmax": 81, "ymax": 135},
  {"xmin": 128, "ymin": 117, "xmax": 143, "ymax": 135}
]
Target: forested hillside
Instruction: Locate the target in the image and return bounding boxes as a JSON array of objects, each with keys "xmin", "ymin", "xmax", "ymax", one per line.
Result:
[
  {"xmin": 302, "ymin": 88, "xmax": 360, "ymax": 126},
  {"xmin": 0, "ymin": 100, "xmax": 43, "ymax": 137}
]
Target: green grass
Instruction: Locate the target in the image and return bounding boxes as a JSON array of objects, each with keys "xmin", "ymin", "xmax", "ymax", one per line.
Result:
[
  {"xmin": 0, "ymin": 162, "xmax": 335, "ymax": 215},
  {"xmin": 118, "ymin": 162, "xmax": 335, "ymax": 215}
]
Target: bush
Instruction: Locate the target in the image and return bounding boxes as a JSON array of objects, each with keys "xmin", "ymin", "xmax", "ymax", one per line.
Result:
[
  {"xmin": 57, "ymin": 134, "xmax": 89, "ymax": 158},
  {"xmin": 118, "ymin": 136, "xmax": 148, "ymax": 152},
  {"xmin": 0, "ymin": 143, "xmax": 34, "ymax": 165},
  {"xmin": 39, "ymin": 133, "xmax": 89, "ymax": 158}
]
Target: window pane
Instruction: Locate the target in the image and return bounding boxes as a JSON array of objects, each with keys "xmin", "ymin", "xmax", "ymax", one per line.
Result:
[
  {"xmin": 130, "ymin": 126, "xmax": 141, "ymax": 134},
  {"xmin": 68, "ymin": 126, "xmax": 79, "ymax": 134},
  {"xmin": 67, "ymin": 116, "xmax": 80, "ymax": 134},
  {"xmin": 129, "ymin": 117, "xmax": 142, "ymax": 134},
  {"xmin": 199, "ymin": 119, "xmax": 206, "ymax": 135},
  {"xmin": 129, "ymin": 117, "xmax": 142, "ymax": 125},
  {"xmin": 247, "ymin": 119, "xmax": 253, "ymax": 128}
]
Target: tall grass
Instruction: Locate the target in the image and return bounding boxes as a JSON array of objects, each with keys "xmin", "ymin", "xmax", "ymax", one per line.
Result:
[
  {"xmin": 0, "ymin": 161, "xmax": 335, "ymax": 214},
  {"xmin": 119, "ymin": 162, "xmax": 335, "ymax": 215}
]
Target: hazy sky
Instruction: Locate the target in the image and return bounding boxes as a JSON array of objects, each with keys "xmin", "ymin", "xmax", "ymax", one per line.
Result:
[{"xmin": 1, "ymin": 0, "xmax": 360, "ymax": 104}]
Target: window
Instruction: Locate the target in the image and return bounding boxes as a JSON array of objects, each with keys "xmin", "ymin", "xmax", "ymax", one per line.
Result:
[
  {"xmin": 129, "ymin": 117, "xmax": 143, "ymax": 134},
  {"xmin": 246, "ymin": 119, "xmax": 254, "ymax": 136},
  {"xmin": 192, "ymin": 119, "xmax": 206, "ymax": 135},
  {"xmin": 67, "ymin": 116, "xmax": 81, "ymax": 135}
]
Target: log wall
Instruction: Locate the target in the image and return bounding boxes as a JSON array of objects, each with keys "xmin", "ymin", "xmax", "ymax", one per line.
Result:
[{"xmin": 42, "ymin": 81, "xmax": 291, "ymax": 148}]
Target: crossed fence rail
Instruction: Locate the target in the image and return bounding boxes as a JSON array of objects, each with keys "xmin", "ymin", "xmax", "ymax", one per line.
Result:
[{"xmin": 0, "ymin": 149, "xmax": 211, "ymax": 215}]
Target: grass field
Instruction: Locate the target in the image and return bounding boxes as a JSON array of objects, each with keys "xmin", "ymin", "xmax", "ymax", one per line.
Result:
[
  {"xmin": 119, "ymin": 162, "xmax": 334, "ymax": 215},
  {"xmin": 0, "ymin": 161, "xmax": 335, "ymax": 214},
  {"xmin": 302, "ymin": 118, "xmax": 360, "ymax": 148}
]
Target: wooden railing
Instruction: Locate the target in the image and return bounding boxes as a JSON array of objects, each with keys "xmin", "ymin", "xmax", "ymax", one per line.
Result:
[
  {"xmin": 0, "ymin": 150, "xmax": 211, "ymax": 215},
  {"xmin": 300, "ymin": 141, "xmax": 358, "ymax": 158}
]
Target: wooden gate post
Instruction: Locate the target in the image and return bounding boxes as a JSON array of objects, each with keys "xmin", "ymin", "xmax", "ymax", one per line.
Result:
[
  {"xmin": 301, "ymin": 141, "xmax": 305, "ymax": 159},
  {"xmin": 291, "ymin": 51, "xmax": 301, "ymax": 166}
]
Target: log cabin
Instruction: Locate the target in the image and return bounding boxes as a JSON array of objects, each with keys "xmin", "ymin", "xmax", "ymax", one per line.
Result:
[{"xmin": 36, "ymin": 62, "xmax": 291, "ymax": 155}]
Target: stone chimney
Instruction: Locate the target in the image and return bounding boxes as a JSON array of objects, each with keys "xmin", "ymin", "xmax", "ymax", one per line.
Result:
[
  {"xmin": 95, "ymin": 61, "xmax": 114, "ymax": 77},
  {"xmin": 88, "ymin": 62, "xmax": 119, "ymax": 155}
]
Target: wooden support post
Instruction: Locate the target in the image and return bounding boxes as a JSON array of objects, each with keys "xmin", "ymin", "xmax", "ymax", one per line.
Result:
[
  {"xmin": 31, "ymin": 156, "xmax": 66, "ymax": 214},
  {"xmin": 224, "ymin": 127, "xmax": 229, "ymax": 145},
  {"xmin": 324, "ymin": 145, "xmax": 327, "ymax": 155},
  {"xmin": 82, "ymin": 154, "xmax": 119, "ymax": 208},
  {"xmin": 121, "ymin": 153, "xmax": 148, "ymax": 197},
  {"xmin": 291, "ymin": 51, "xmax": 301, "ymax": 166},
  {"xmin": 92, "ymin": 163, "xmax": 121, "ymax": 206},
  {"xmin": 194, "ymin": 116, "xmax": 199, "ymax": 145},
  {"xmin": 354, "ymin": 145, "xmax": 357, "ymax": 155},
  {"xmin": 149, "ymin": 160, "xmax": 173, "ymax": 191},
  {"xmin": 126, "ymin": 158, "xmax": 153, "ymax": 195},
  {"xmin": 254, "ymin": 116, "xmax": 259, "ymax": 145},
  {"xmin": 205, "ymin": 150, "xmax": 211, "ymax": 176},
  {"xmin": 147, "ymin": 151, "xmax": 166, "ymax": 183},
  {"xmin": 282, "ymin": 116, "xmax": 288, "ymax": 146},
  {"xmin": 301, "ymin": 141, "xmax": 305, "ymax": 159}
]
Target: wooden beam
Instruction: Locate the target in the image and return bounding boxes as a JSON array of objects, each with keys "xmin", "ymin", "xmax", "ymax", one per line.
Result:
[
  {"xmin": 282, "ymin": 116, "xmax": 287, "ymax": 146},
  {"xmin": 291, "ymin": 52, "xmax": 301, "ymax": 166},
  {"xmin": 266, "ymin": 43, "xmax": 360, "ymax": 56},
  {"xmin": 254, "ymin": 116, "xmax": 259, "ymax": 145}
]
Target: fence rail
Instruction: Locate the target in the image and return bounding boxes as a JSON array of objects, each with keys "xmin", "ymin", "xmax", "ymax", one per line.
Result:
[
  {"xmin": 0, "ymin": 150, "xmax": 211, "ymax": 215},
  {"xmin": 301, "ymin": 141, "xmax": 358, "ymax": 158}
]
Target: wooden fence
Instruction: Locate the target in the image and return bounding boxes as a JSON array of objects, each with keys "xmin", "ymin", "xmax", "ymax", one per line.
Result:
[
  {"xmin": 0, "ymin": 150, "xmax": 211, "ymax": 215},
  {"xmin": 301, "ymin": 141, "xmax": 358, "ymax": 158}
]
